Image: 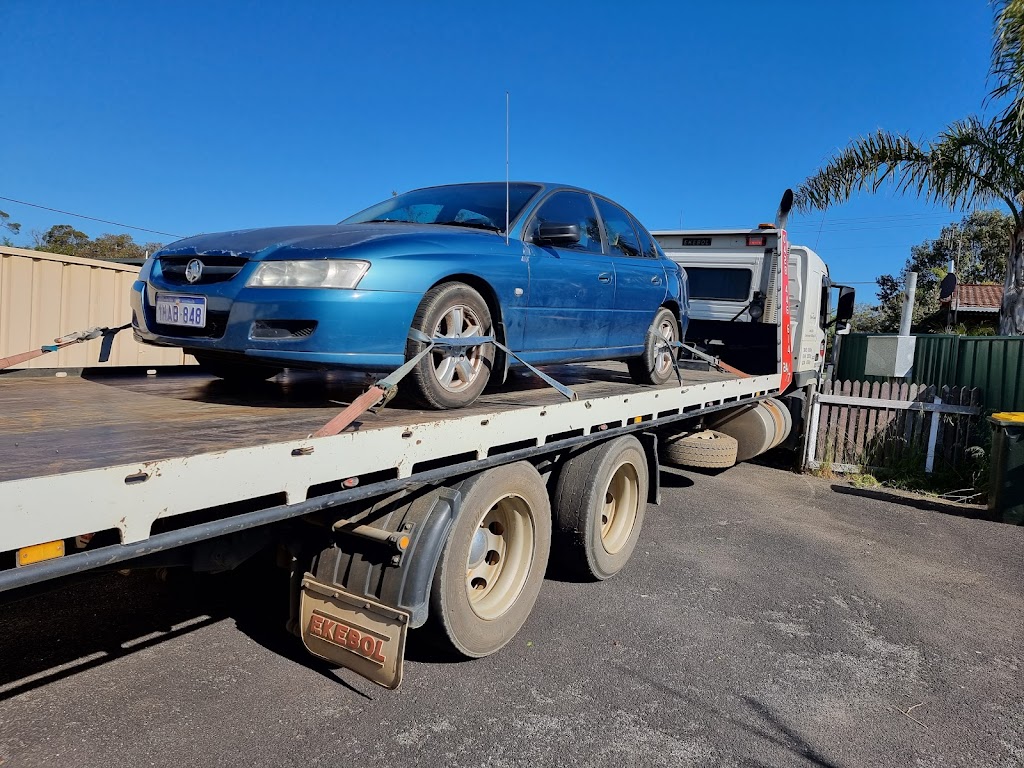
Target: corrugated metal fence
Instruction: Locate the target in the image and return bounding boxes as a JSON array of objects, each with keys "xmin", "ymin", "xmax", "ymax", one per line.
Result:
[
  {"xmin": 835, "ymin": 332, "xmax": 1024, "ymax": 413},
  {"xmin": 0, "ymin": 246, "xmax": 193, "ymax": 369}
]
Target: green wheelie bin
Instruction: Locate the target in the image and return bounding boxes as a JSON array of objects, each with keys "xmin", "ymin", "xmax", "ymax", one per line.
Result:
[{"xmin": 988, "ymin": 412, "xmax": 1024, "ymax": 525}]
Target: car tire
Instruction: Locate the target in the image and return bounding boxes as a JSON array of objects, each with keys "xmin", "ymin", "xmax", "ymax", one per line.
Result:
[
  {"xmin": 627, "ymin": 306, "xmax": 680, "ymax": 386},
  {"xmin": 406, "ymin": 282, "xmax": 496, "ymax": 410},
  {"xmin": 551, "ymin": 435, "xmax": 648, "ymax": 581},
  {"xmin": 661, "ymin": 429, "xmax": 738, "ymax": 469},
  {"xmin": 424, "ymin": 462, "xmax": 551, "ymax": 658},
  {"xmin": 194, "ymin": 354, "xmax": 283, "ymax": 383}
]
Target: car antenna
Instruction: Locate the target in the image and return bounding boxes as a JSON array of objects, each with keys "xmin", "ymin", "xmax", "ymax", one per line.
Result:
[{"xmin": 505, "ymin": 90, "xmax": 510, "ymax": 246}]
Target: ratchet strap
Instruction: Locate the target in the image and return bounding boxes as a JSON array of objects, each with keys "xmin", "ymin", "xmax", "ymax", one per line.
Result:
[
  {"xmin": 0, "ymin": 324, "xmax": 132, "ymax": 371},
  {"xmin": 311, "ymin": 330, "xmax": 577, "ymax": 438}
]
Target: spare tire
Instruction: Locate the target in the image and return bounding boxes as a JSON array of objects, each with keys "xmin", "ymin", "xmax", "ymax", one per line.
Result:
[{"xmin": 661, "ymin": 429, "xmax": 738, "ymax": 469}]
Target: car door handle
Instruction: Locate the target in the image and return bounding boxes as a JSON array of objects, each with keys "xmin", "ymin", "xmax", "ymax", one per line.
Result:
[
  {"xmin": 598, "ymin": 273, "xmax": 612, "ymax": 283},
  {"xmin": 650, "ymin": 275, "xmax": 663, "ymax": 285}
]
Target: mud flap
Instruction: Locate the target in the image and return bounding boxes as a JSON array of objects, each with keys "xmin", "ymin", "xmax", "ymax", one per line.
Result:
[{"xmin": 300, "ymin": 575, "xmax": 410, "ymax": 689}]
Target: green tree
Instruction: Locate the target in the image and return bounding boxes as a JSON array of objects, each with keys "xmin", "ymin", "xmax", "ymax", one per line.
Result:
[
  {"xmin": 869, "ymin": 210, "xmax": 1013, "ymax": 332},
  {"xmin": 79, "ymin": 233, "xmax": 147, "ymax": 261},
  {"xmin": 0, "ymin": 210, "xmax": 20, "ymax": 246},
  {"xmin": 35, "ymin": 224, "xmax": 90, "ymax": 256},
  {"xmin": 849, "ymin": 302, "xmax": 888, "ymax": 333},
  {"xmin": 32, "ymin": 225, "xmax": 161, "ymax": 261},
  {"xmin": 794, "ymin": 1, "xmax": 1024, "ymax": 336}
]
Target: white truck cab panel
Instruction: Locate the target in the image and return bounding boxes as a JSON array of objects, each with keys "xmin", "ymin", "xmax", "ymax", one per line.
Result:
[{"xmin": 652, "ymin": 229, "xmax": 833, "ymax": 387}]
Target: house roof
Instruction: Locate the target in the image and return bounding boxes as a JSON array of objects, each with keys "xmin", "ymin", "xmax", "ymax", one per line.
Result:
[{"xmin": 956, "ymin": 283, "xmax": 1003, "ymax": 312}]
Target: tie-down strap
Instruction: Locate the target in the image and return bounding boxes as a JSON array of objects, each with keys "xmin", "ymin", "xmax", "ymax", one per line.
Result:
[{"xmin": 310, "ymin": 331, "xmax": 577, "ymax": 438}]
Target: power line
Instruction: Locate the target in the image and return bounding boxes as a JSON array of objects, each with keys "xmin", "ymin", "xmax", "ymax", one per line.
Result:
[
  {"xmin": 792, "ymin": 211, "xmax": 958, "ymax": 226},
  {"xmin": 0, "ymin": 195, "xmax": 184, "ymax": 239}
]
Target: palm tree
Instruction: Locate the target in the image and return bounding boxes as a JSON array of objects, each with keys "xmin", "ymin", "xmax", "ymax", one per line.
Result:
[{"xmin": 794, "ymin": 1, "xmax": 1024, "ymax": 336}]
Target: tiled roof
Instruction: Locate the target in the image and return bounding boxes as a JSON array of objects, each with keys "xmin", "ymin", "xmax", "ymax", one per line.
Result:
[{"xmin": 956, "ymin": 283, "xmax": 1003, "ymax": 311}]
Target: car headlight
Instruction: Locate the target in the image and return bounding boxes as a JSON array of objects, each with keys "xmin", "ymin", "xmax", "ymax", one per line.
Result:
[
  {"xmin": 139, "ymin": 256, "xmax": 156, "ymax": 282},
  {"xmin": 246, "ymin": 260, "xmax": 370, "ymax": 288}
]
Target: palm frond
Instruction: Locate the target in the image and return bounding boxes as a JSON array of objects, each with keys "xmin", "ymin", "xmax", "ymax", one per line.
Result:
[
  {"xmin": 929, "ymin": 117, "xmax": 1024, "ymax": 216},
  {"xmin": 794, "ymin": 119, "xmax": 1024, "ymax": 225},
  {"xmin": 988, "ymin": 0, "xmax": 1024, "ymax": 136},
  {"xmin": 794, "ymin": 130, "xmax": 932, "ymax": 213}
]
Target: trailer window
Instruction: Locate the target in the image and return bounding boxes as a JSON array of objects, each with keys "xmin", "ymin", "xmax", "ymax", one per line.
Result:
[{"xmin": 685, "ymin": 267, "xmax": 752, "ymax": 300}]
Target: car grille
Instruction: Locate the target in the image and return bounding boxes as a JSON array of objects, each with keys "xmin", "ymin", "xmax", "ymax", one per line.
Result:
[
  {"xmin": 151, "ymin": 310, "xmax": 230, "ymax": 339},
  {"xmin": 251, "ymin": 320, "xmax": 317, "ymax": 339},
  {"xmin": 159, "ymin": 255, "xmax": 247, "ymax": 285}
]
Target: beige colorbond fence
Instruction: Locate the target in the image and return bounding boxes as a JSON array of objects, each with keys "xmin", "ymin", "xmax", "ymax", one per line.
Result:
[{"xmin": 0, "ymin": 246, "xmax": 194, "ymax": 369}]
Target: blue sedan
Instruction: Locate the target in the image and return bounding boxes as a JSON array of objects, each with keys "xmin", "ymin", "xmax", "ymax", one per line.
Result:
[{"xmin": 131, "ymin": 182, "xmax": 689, "ymax": 408}]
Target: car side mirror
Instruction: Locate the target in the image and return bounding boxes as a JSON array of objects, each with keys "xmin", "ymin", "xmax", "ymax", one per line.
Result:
[{"xmin": 535, "ymin": 222, "xmax": 580, "ymax": 247}]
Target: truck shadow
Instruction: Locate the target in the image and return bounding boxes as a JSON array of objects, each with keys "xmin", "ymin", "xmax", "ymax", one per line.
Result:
[{"xmin": 0, "ymin": 563, "xmax": 370, "ymax": 701}]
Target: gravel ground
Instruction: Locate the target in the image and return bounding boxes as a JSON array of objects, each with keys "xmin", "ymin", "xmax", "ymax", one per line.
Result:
[{"xmin": 1, "ymin": 461, "xmax": 1021, "ymax": 767}]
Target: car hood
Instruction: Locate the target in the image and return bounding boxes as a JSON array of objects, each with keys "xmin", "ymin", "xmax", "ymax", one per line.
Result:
[{"xmin": 156, "ymin": 223, "xmax": 501, "ymax": 260}]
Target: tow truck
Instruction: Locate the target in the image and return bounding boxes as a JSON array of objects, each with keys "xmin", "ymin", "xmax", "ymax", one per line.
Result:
[{"xmin": 0, "ymin": 191, "xmax": 852, "ymax": 688}]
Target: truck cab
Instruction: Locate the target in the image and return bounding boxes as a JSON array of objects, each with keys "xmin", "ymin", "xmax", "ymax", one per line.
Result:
[{"xmin": 651, "ymin": 227, "xmax": 852, "ymax": 390}]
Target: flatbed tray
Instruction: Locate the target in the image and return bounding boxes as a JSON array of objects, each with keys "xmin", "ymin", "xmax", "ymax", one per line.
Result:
[{"xmin": 0, "ymin": 363, "xmax": 734, "ymax": 484}]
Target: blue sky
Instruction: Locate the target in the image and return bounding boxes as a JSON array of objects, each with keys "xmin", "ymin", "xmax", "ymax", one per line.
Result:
[{"xmin": 1, "ymin": 1, "xmax": 999, "ymax": 300}]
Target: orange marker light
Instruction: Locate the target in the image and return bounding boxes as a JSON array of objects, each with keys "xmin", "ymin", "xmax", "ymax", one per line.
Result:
[{"xmin": 17, "ymin": 540, "xmax": 65, "ymax": 567}]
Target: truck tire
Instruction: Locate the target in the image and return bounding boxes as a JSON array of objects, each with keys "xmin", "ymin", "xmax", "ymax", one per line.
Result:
[
  {"xmin": 628, "ymin": 307, "xmax": 680, "ymax": 386},
  {"xmin": 406, "ymin": 282, "xmax": 496, "ymax": 410},
  {"xmin": 552, "ymin": 435, "xmax": 648, "ymax": 581},
  {"xmin": 661, "ymin": 429, "xmax": 738, "ymax": 469},
  {"xmin": 426, "ymin": 461, "xmax": 551, "ymax": 657}
]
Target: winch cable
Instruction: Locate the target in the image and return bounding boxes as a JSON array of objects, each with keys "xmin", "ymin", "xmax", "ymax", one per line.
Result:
[
  {"xmin": 312, "ymin": 330, "xmax": 577, "ymax": 438},
  {"xmin": 0, "ymin": 324, "xmax": 132, "ymax": 371}
]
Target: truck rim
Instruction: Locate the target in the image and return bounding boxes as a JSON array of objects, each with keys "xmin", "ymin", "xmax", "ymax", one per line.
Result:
[
  {"xmin": 432, "ymin": 304, "xmax": 485, "ymax": 393},
  {"xmin": 466, "ymin": 493, "xmax": 535, "ymax": 620},
  {"xmin": 655, "ymin": 316, "xmax": 676, "ymax": 377},
  {"xmin": 601, "ymin": 463, "xmax": 639, "ymax": 554}
]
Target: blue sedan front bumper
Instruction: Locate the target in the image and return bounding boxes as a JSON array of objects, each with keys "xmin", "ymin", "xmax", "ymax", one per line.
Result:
[{"xmin": 131, "ymin": 280, "xmax": 422, "ymax": 371}]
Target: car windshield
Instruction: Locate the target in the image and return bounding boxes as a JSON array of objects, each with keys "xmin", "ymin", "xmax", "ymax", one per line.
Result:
[{"xmin": 341, "ymin": 183, "xmax": 542, "ymax": 233}]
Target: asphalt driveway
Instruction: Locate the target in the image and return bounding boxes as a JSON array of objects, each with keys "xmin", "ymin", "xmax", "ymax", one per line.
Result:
[{"xmin": 1, "ymin": 461, "xmax": 1021, "ymax": 767}]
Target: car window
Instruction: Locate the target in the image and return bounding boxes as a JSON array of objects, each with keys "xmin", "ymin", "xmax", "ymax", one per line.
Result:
[
  {"xmin": 386, "ymin": 204, "xmax": 443, "ymax": 223},
  {"xmin": 530, "ymin": 191, "xmax": 604, "ymax": 254},
  {"xmin": 630, "ymin": 214, "xmax": 659, "ymax": 259},
  {"xmin": 342, "ymin": 182, "xmax": 541, "ymax": 232},
  {"xmin": 595, "ymin": 198, "xmax": 642, "ymax": 258}
]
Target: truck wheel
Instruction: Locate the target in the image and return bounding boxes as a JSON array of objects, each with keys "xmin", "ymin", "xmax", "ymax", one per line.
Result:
[
  {"xmin": 661, "ymin": 429, "xmax": 738, "ymax": 469},
  {"xmin": 426, "ymin": 462, "xmax": 551, "ymax": 657},
  {"xmin": 194, "ymin": 354, "xmax": 283, "ymax": 383},
  {"xmin": 628, "ymin": 307, "xmax": 679, "ymax": 386},
  {"xmin": 406, "ymin": 282, "xmax": 496, "ymax": 409},
  {"xmin": 552, "ymin": 435, "xmax": 649, "ymax": 581}
]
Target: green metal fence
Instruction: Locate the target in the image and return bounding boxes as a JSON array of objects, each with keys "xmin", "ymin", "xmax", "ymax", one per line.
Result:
[{"xmin": 834, "ymin": 333, "xmax": 1024, "ymax": 413}]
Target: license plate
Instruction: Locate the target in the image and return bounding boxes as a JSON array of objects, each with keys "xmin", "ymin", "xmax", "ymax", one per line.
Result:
[
  {"xmin": 156, "ymin": 294, "xmax": 206, "ymax": 328},
  {"xmin": 300, "ymin": 575, "xmax": 410, "ymax": 689}
]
